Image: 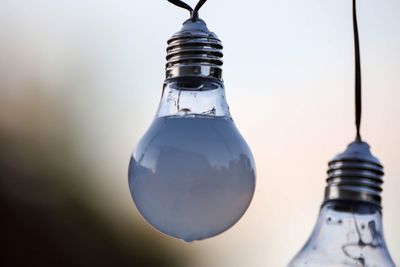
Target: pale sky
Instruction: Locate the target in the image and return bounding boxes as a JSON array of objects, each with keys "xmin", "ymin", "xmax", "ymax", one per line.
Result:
[{"xmin": 0, "ymin": 0, "xmax": 399, "ymax": 266}]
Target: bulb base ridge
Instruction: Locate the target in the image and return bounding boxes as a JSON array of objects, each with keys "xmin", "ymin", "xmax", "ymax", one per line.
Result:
[
  {"xmin": 324, "ymin": 139, "xmax": 384, "ymax": 207},
  {"xmin": 166, "ymin": 18, "xmax": 223, "ymax": 81}
]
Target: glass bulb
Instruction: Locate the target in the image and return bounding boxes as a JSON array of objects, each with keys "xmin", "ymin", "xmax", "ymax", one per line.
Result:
[
  {"xmin": 288, "ymin": 201, "xmax": 396, "ymax": 267},
  {"xmin": 129, "ymin": 79, "xmax": 256, "ymax": 242},
  {"xmin": 288, "ymin": 141, "xmax": 396, "ymax": 266}
]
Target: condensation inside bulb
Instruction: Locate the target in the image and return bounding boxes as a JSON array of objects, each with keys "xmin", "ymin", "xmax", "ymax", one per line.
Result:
[{"xmin": 129, "ymin": 115, "xmax": 256, "ymax": 242}]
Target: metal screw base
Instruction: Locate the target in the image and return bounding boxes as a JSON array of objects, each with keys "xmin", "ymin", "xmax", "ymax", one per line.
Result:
[
  {"xmin": 324, "ymin": 139, "xmax": 384, "ymax": 207},
  {"xmin": 166, "ymin": 19, "xmax": 223, "ymax": 81}
]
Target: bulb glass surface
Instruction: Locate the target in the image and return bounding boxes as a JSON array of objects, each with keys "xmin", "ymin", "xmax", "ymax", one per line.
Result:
[
  {"xmin": 129, "ymin": 80, "xmax": 256, "ymax": 242},
  {"xmin": 288, "ymin": 201, "xmax": 396, "ymax": 267}
]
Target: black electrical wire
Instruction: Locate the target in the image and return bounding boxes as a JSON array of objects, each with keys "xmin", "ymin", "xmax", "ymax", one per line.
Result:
[
  {"xmin": 193, "ymin": 0, "xmax": 207, "ymax": 19},
  {"xmin": 167, "ymin": 0, "xmax": 207, "ymax": 21},
  {"xmin": 167, "ymin": 0, "xmax": 362, "ymax": 140},
  {"xmin": 353, "ymin": 0, "xmax": 362, "ymax": 141}
]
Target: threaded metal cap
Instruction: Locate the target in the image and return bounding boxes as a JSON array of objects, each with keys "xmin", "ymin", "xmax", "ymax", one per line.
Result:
[
  {"xmin": 166, "ymin": 18, "xmax": 223, "ymax": 81},
  {"xmin": 324, "ymin": 139, "xmax": 384, "ymax": 207}
]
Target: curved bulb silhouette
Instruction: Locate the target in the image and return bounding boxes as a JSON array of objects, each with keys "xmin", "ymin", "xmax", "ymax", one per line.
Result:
[
  {"xmin": 288, "ymin": 141, "xmax": 396, "ymax": 267},
  {"xmin": 128, "ymin": 16, "xmax": 256, "ymax": 242},
  {"xmin": 288, "ymin": 200, "xmax": 396, "ymax": 267},
  {"xmin": 289, "ymin": 1, "xmax": 396, "ymax": 265},
  {"xmin": 288, "ymin": 143, "xmax": 396, "ymax": 267}
]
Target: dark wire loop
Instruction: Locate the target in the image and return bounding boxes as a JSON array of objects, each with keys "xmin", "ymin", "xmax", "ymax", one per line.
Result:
[
  {"xmin": 353, "ymin": 0, "xmax": 362, "ymax": 141},
  {"xmin": 167, "ymin": 0, "xmax": 208, "ymax": 21},
  {"xmin": 193, "ymin": 0, "xmax": 207, "ymax": 19}
]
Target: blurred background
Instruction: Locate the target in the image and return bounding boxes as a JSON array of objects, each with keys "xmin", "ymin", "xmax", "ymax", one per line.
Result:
[{"xmin": 0, "ymin": 0, "xmax": 399, "ymax": 266}]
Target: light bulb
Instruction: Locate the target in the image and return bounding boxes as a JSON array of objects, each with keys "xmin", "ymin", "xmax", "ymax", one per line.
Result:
[
  {"xmin": 128, "ymin": 3, "xmax": 256, "ymax": 242},
  {"xmin": 289, "ymin": 0, "xmax": 396, "ymax": 265},
  {"xmin": 288, "ymin": 141, "xmax": 396, "ymax": 267}
]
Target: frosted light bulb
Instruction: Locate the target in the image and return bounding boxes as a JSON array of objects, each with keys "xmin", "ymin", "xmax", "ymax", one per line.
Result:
[
  {"xmin": 128, "ymin": 1, "xmax": 256, "ymax": 242},
  {"xmin": 288, "ymin": 141, "xmax": 396, "ymax": 267}
]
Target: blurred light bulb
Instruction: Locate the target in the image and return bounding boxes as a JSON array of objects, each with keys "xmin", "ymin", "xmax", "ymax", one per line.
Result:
[
  {"xmin": 128, "ymin": 8, "xmax": 256, "ymax": 242},
  {"xmin": 288, "ymin": 141, "xmax": 396, "ymax": 267},
  {"xmin": 288, "ymin": 1, "xmax": 396, "ymax": 265}
]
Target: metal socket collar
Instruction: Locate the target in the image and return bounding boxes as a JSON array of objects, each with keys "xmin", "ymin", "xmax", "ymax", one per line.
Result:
[
  {"xmin": 324, "ymin": 140, "xmax": 384, "ymax": 207},
  {"xmin": 166, "ymin": 18, "xmax": 223, "ymax": 81}
]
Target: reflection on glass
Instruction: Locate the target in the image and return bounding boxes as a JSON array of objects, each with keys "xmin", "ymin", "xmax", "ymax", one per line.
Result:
[
  {"xmin": 129, "ymin": 114, "xmax": 255, "ymax": 242},
  {"xmin": 288, "ymin": 201, "xmax": 396, "ymax": 267},
  {"xmin": 129, "ymin": 79, "xmax": 255, "ymax": 242}
]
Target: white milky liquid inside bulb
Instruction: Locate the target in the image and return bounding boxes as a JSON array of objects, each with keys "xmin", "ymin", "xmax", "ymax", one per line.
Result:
[{"xmin": 129, "ymin": 115, "xmax": 256, "ymax": 242}]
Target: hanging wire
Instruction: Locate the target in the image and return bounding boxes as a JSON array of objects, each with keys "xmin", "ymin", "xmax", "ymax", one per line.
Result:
[
  {"xmin": 193, "ymin": 0, "xmax": 207, "ymax": 19},
  {"xmin": 353, "ymin": 0, "xmax": 362, "ymax": 141},
  {"xmin": 167, "ymin": 0, "xmax": 208, "ymax": 21}
]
